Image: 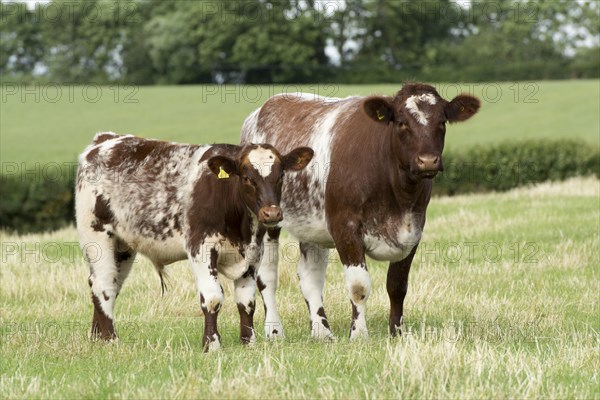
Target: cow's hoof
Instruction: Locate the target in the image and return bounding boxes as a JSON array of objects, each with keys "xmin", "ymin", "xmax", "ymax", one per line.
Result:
[
  {"xmin": 89, "ymin": 331, "xmax": 118, "ymax": 342},
  {"xmin": 311, "ymin": 326, "xmax": 337, "ymax": 341},
  {"xmin": 349, "ymin": 328, "xmax": 369, "ymax": 341},
  {"xmin": 265, "ymin": 323, "xmax": 285, "ymax": 340}
]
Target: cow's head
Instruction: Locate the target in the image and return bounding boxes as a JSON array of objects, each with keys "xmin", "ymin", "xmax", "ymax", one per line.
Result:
[
  {"xmin": 207, "ymin": 144, "xmax": 314, "ymax": 227},
  {"xmin": 363, "ymin": 83, "xmax": 480, "ymax": 179}
]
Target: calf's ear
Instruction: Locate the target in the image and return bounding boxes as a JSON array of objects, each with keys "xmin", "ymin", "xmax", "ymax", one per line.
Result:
[
  {"xmin": 282, "ymin": 147, "xmax": 314, "ymax": 171},
  {"xmin": 445, "ymin": 94, "xmax": 480, "ymax": 123},
  {"xmin": 363, "ymin": 96, "xmax": 395, "ymax": 123},
  {"xmin": 208, "ymin": 156, "xmax": 238, "ymax": 176}
]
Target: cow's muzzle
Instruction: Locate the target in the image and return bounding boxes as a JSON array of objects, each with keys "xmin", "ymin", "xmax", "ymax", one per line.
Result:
[
  {"xmin": 414, "ymin": 154, "xmax": 443, "ymax": 178},
  {"xmin": 258, "ymin": 205, "xmax": 283, "ymax": 226}
]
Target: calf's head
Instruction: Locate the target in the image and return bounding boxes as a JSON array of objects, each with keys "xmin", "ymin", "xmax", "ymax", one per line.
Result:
[
  {"xmin": 363, "ymin": 83, "xmax": 480, "ymax": 178},
  {"xmin": 207, "ymin": 144, "xmax": 314, "ymax": 227}
]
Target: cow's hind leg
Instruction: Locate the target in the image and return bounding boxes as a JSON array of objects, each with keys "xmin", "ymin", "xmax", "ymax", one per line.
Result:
[
  {"xmin": 297, "ymin": 242, "xmax": 334, "ymax": 340},
  {"xmin": 90, "ymin": 240, "xmax": 136, "ymax": 340},
  {"xmin": 82, "ymin": 229, "xmax": 120, "ymax": 341},
  {"xmin": 257, "ymin": 228, "xmax": 284, "ymax": 339}
]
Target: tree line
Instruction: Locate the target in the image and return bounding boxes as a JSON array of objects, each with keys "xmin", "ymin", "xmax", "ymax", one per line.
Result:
[{"xmin": 1, "ymin": 0, "xmax": 598, "ymax": 84}]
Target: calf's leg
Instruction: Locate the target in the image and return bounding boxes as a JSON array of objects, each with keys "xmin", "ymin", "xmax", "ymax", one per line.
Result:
[
  {"xmin": 85, "ymin": 237, "xmax": 136, "ymax": 341},
  {"xmin": 81, "ymin": 231, "xmax": 119, "ymax": 341},
  {"xmin": 234, "ymin": 266, "xmax": 257, "ymax": 344},
  {"xmin": 189, "ymin": 246, "xmax": 224, "ymax": 352}
]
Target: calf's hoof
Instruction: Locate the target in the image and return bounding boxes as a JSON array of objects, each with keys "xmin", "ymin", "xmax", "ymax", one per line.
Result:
[
  {"xmin": 240, "ymin": 330, "xmax": 257, "ymax": 345},
  {"xmin": 203, "ymin": 334, "xmax": 222, "ymax": 353}
]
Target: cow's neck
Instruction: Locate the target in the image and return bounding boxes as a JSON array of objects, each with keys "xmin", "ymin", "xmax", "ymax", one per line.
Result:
[
  {"xmin": 221, "ymin": 183, "xmax": 254, "ymax": 246},
  {"xmin": 387, "ymin": 136, "xmax": 430, "ymax": 212},
  {"xmin": 394, "ymin": 169, "xmax": 430, "ymax": 207}
]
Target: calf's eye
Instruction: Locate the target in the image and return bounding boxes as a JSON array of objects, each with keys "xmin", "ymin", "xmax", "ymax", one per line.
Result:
[{"xmin": 243, "ymin": 176, "xmax": 258, "ymax": 188}]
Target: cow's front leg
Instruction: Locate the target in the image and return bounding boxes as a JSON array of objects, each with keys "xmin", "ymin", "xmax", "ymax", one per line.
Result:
[
  {"xmin": 330, "ymin": 220, "xmax": 371, "ymax": 340},
  {"xmin": 234, "ymin": 266, "xmax": 257, "ymax": 344},
  {"xmin": 387, "ymin": 246, "xmax": 417, "ymax": 336},
  {"xmin": 257, "ymin": 228, "xmax": 285, "ymax": 339},
  {"xmin": 189, "ymin": 246, "xmax": 224, "ymax": 352},
  {"xmin": 344, "ymin": 263, "xmax": 371, "ymax": 339}
]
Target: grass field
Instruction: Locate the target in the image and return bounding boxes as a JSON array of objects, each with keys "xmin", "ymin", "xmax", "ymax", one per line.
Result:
[
  {"xmin": 1, "ymin": 80, "xmax": 599, "ymax": 164},
  {"xmin": 1, "ymin": 177, "xmax": 598, "ymax": 398}
]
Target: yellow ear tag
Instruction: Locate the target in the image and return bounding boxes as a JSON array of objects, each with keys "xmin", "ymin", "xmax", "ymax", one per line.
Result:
[
  {"xmin": 376, "ymin": 109, "xmax": 385, "ymax": 120},
  {"xmin": 218, "ymin": 167, "xmax": 229, "ymax": 179},
  {"xmin": 460, "ymin": 106, "xmax": 465, "ymax": 112}
]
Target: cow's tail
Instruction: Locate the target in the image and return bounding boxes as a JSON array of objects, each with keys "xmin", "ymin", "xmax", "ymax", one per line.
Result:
[{"xmin": 154, "ymin": 263, "xmax": 169, "ymax": 296}]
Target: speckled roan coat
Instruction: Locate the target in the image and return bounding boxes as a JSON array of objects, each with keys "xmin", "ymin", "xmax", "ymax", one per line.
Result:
[
  {"xmin": 75, "ymin": 132, "xmax": 313, "ymax": 350},
  {"xmin": 240, "ymin": 83, "xmax": 480, "ymax": 339}
]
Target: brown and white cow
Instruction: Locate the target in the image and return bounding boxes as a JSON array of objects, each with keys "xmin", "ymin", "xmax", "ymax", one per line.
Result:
[
  {"xmin": 75, "ymin": 132, "xmax": 313, "ymax": 351},
  {"xmin": 241, "ymin": 83, "xmax": 480, "ymax": 339}
]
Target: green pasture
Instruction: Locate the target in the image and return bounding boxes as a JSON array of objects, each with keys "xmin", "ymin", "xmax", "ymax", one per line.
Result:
[
  {"xmin": 1, "ymin": 177, "xmax": 598, "ymax": 398},
  {"xmin": 1, "ymin": 80, "xmax": 599, "ymax": 165}
]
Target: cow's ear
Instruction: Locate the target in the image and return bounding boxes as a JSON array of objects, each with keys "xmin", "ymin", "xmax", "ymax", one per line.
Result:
[
  {"xmin": 445, "ymin": 94, "xmax": 480, "ymax": 123},
  {"xmin": 282, "ymin": 147, "xmax": 314, "ymax": 171},
  {"xmin": 207, "ymin": 156, "xmax": 238, "ymax": 177},
  {"xmin": 363, "ymin": 96, "xmax": 395, "ymax": 123}
]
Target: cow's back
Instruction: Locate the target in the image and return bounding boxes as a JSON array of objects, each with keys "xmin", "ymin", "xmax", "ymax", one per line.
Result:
[
  {"xmin": 76, "ymin": 133, "xmax": 209, "ymax": 264},
  {"xmin": 241, "ymin": 94, "xmax": 361, "ymax": 245}
]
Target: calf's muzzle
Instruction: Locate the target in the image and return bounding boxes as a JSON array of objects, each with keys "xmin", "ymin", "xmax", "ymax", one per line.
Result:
[{"xmin": 258, "ymin": 205, "xmax": 283, "ymax": 225}]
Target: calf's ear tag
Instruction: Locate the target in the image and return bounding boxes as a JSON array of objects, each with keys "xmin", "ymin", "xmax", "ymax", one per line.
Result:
[
  {"xmin": 376, "ymin": 109, "xmax": 385, "ymax": 120},
  {"xmin": 218, "ymin": 167, "xmax": 230, "ymax": 179}
]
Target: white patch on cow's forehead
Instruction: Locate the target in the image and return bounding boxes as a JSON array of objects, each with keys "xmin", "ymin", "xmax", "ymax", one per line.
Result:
[
  {"xmin": 247, "ymin": 146, "xmax": 277, "ymax": 177},
  {"xmin": 405, "ymin": 93, "xmax": 437, "ymax": 126}
]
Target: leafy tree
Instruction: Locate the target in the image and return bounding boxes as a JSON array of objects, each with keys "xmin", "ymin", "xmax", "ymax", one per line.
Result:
[
  {"xmin": 0, "ymin": 2, "xmax": 44, "ymax": 80},
  {"xmin": 0, "ymin": 0, "xmax": 597, "ymax": 83},
  {"xmin": 184, "ymin": 0, "xmax": 329, "ymax": 83},
  {"xmin": 41, "ymin": 0, "xmax": 134, "ymax": 82},
  {"xmin": 425, "ymin": 0, "xmax": 596, "ymax": 81},
  {"xmin": 229, "ymin": 1, "xmax": 329, "ymax": 82},
  {"xmin": 325, "ymin": 0, "xmax": 368, "ymax": 66},
  {"xmin": 353, "ymin": 1, "xmax": 456, "ymax": 67}
]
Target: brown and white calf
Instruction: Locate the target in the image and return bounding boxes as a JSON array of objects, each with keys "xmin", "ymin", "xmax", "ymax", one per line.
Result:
[
  {"xmin": 241, "ymin": 83, "xmax": 480, "ymax": 339},
  {"xmin": 75, "ymin": 132, "xmax": 313, "ymax": 350}
]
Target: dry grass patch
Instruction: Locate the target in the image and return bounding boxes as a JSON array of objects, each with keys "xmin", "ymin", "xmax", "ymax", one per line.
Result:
[{"xmin": 1, "ymin": 177, "xmax": 599, "ymax": 399}]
